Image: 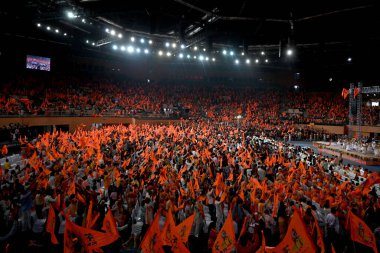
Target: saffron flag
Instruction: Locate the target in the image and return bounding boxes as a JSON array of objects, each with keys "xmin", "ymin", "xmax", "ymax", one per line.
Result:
[
  {"xmin": 102, "ymin": 210, "xmax": 120, "ymax": 239},
  {"xmin": 85, "ymin": 201, "xmax": 94, "ymax": 228},
  {"xmin": 140, "ymin": 211, "xmax": 164, "ymax": 253},
  {"xmin": 212, "ymin": 210, "xmax": 236, "ymax": 253},
  {"xmin": 161, "ymin": 209, "xmax": 176, "ymax": 245},
  {"xmin": 266, "ymin": 208, "xmax": 317, "ymax": 253},
  {"xmin": 46, "ymin": 205, "xmax": 59, "ymax": 244},
  {"xmin": 67, "ymin": 181, "xmax": 75, "ymax": 196},
  {"xmin": 64, "ymin": 218, "xmax": 118, "ymax": 253},
  {"xmin": 342, "ymin": 88, "xmax": 349, "ymax": 99},
  {"xmin": 1, "ymin": 145, "xmax": 8, "ymax": 156},
  {"xmin": 176, "ymin": 213, "xmax": 195, "ymax": 243},
  {"xmin": 348, "ymin": 211, "xmax": 378, "ymax": 253},
  {"xmin": 362, "ymin": 172, "xmax": 380, "ymax": 190},
  {"xmin": 354, "ymin": 87, "xmax": 360, "ymax": 98}
]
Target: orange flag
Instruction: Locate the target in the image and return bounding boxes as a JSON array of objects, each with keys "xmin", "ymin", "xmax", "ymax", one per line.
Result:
[
  {"xmin": 102, "ymin": 210, "xmax": 120, "ymax": 239},
  {"xmin": 256, "ymin": 230, "xmax": 267, "ymax": 253},
  {"xmin": 1, "ymin": 145, "xmax": 8, "ymax": 156},
  {"xmin": 348, "ymin": 211, "xmax": 378, "ymax": 253},
  {"xmin": 272, "ymin": 193, "xmax": 279, "ymax": 218},
  {"xmin": 362, "ymin": 172, "xmax": 380, "ymax": 190},
  {"xmin": 354, "ymin": 87, "xmax": 360, "ymax": 98},
  {"xmin": 227, "ymin": 172, "xmax": 233, "ymax": 181},
  {"xmin": 342, "ymin": 88, "xmax": 349, "ymax": 99},
  {"xmin": 46, "ymin": 205, "xmax": 59, "ymax": 244},
  {"xmin": 140, "ymin": 211, "xmax": 164, "ymax": 253},
  {"xmin": 312, "ymin": 212, "xmax": 325, "ymax": 253},
  {"xmin": 161, "ymin": 209, "xmax": 176, "ymax": 245},
  {"xmin": 212, "ymin": 210, "xmax": 236, "ymax": 253},
  {"xmin": 266, "ymin": 208, "xmax": 317, "ymax": 253},
  {"xmin": 176, "ymin": 213, "xmax": 195, "ymax": 243},
  {"xmin": 67, "ymin": 181, "xmax": 75, "ymax": 196},
  {"xmin": 86, "ymin": 200, "xmax": 94, "ymax": 228},
  {"xmin": 64, "ymin": 218, "xmax": 118, "ymax": 253}
]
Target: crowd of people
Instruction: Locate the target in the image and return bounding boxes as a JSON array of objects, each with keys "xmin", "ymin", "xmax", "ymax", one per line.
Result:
[
  {"xmin": 0, "ymin": 118, "xmax": 379, "ymax": 253},
  {"xmin": 1, "ymin": 77, "xmax": 379, "ymax": 126}
]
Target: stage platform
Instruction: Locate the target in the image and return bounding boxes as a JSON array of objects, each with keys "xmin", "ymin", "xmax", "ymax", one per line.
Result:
[{"xmin": 313, "ymin": 141, "xmax": 380, "ymax": 166}]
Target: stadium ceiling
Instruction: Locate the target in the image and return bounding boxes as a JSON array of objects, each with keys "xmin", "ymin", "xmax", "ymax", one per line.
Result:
[{"xmin": 1, "ymin": 0, "xmax": 380, "ymax": 59}]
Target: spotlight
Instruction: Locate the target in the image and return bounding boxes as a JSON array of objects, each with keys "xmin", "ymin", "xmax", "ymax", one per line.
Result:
[
  {"xmin": 166, "ymin": 52, "xmax": 171, "ymax": 57},
  {"xmin": 130, "ymin": 37, "xmax": 135, "ymax": 42},
  {"xmin": 149, "ymin": 40, "xmax": 153, "ymax": 44},
  {"xmin": 261, "ymin": 51, "xmax": 265, "ymax": 55},
  {"xmin": 193, "ymin": 56, "xmax": 197, "ymax": 59},
  {"xmin": 120, "ymin": 46, "xmax": 126, "ymax": 51},
  {"xmin": 144, "ymin": 49, "xmax": 149, "ymax": 54},
  {"xmin": 230, "ymin": 51, "xmax": 234, "ymax": 56},
  {"xmin": 199, "ymin": 55, "xmax": 204, "ymax": 61},
  {"xmin": 110, "ymin": 30, "xmax": 116, "ymax": 36},
  {"xmin": 86, "ymin": 40, "xmax": 89, "ymax": 43},
  {"xmin": 112, "ymin": 45, "xmax": 118, "ymax": 50},
  {"xmin": 105, "ymin": 28, "xmax": 109, "ymax": 33},
  {"xmin": 67, "ymin": 11, "xmax": 76, "ymax": 19},
  {"xmin": 223, "ymin": 50, "xmax": 227, "ymax": 55},
  {"xmin": 37, "ymin": 23, "xmax": 41, "ymax": 27},
  {"xmin": 82, "ymin": 18, "xmax": 86, "ymax": 23},
  {"xmin": 158, "ymin": 50, "xmax": 163, "ymax": 56},
  {"xmin": 205, "ymin": 57, "xmax": 209, "ymax": 61},
  {"xmin": 265, "ymin": 59, "xmax": 268, "ymax": 63},
  {"xmin": 46, "ymin": 26, "xmax": 51, "ymax": 30},
  {"xmin": 179, "ymin": 53, "xmax": 184, "ymax": 58},
  {"xmin": 194, "ymin": 46, "xmax": 198, "ymax": 51},
  {"xmin": 136, "ymin": 48, "xmax": 141, "ymax": 53},
  {"xmin": 127, "ymin": 46, "xmax": 134, "ymax": 53},
  {"xmin": 64, "ymin": 33, "xmax": 67, "ymax": 36},
  {"xmin": 92, "ymin": 42, "xmax": 95, "ymax": 46},
  {"xmin": 329, "ymin": 77, "xmax": 333, "ymax": 82},
  {"xmin": 212, "ymin": 58, "xmax": 216, "ymax": 62},
  {"xmin": 118, "ymin": 33, "xmax": 123, "ymax": 38},
  {"xmin": 241, "ymin": 52, "xmax": 245, "ymax": 56},
  {"xmin": 235, "ymin": 59, "xmax": 239, "ymax": 64},
  {"xmin": 294, "ymin": 85, "xmax": 299, "ymax": 90},
  {"xmin": 286, "ymin": 49, "xmax": 293, "ymax": 56},
  {"xmin": 55, "ymin": 29, "xmax": 59, "ymax": 33},
  {"xmin": 187, "ymin": 54, "xmax": 191, "ymax": 59},
  {"xmin": 203, "ymin": 48, "xmax": 206, "ymax": 52},
  {"xmin": 347, "ymin": 57, "xmax": 352, "ymax": 62},
  {"xmin": 172, "ymin": 43, "xmax": 176, "ymax": 48},
  {"xmin": 246, "ymin": 59, "xmax": 250, "ymax": 64},
  {"xmin": 255, "ymin": 59, "xmax": 259, "ymax": 63},
  {"xmin": 140, "ymin": 38, "xmax": 145, "ymax": 43},
  {"xmin": 165, "ymin": 42, "xmax": 170, "ymax": 47},
  {"xmin": 181, "ymin": 44, "xmax": 185, "ymax": 49}
]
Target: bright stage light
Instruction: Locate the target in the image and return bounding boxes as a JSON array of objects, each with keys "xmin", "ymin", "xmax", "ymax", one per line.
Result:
[
  {"xmin": 82, "ymin": 18, "xmax": 86, "ymax": 23},
  {"xmin": 158, "ymin": 50, "xmax": 163, "ymax": 56},
  {"xmin": 127, "ymin": 46, "xmax": 134, "ymax": 53},
  {"xmin": 86, "ymin": 40, "xmax": 89, "ymax": 43},
  {"xmin": 255, "ymin": 59, "xmax": 259, "ymax": 63},
  {"xmin": 194, "ymin": 46, "xmax": 198, "ymax": 51},
  {"xmin": 179, "ymin": 53, "xmax": 184, "ymax": 58},
  {"xmin": 166, "ymin": 52, "xmax": 171, "ymax": 57},
  {"xmin": 294, "ymin": 85, "xmax": 299, "ymax": 90},
  {"xmin": 199, "ymin": 55, "xmax": 204, "ymax": 61},
  {"xmin": 136, "ymin": 48, "xmax": 141, "ymax": 53},
  {"xmin": 329, "ymin": 77, "xmax": 333, "ymax": 82},
  {"xmin": 118, "ymin": 33, "xmax": 122, "ymax": 38},
  {"xmin": 110, "ymin": 30, "xmax": 116, "ymax": 36},
  {"xmin": 235, "ymin": 59, "xmax": 239, "ymax": 64},
  {"xmin": 120, "ymin": 46, "xmax": 126, "ymax": 51},
  {"xmin": 223, "ymin": 50, "xmax": 227, "ymax": 55},
  {"xmin": 230, "ymin": 51, "xmax": 234, "ymax": 56},
  {"xmin": 105, "ymin": 28, "xmax": 109, "ymax": 33},
  {"xmin": 55, "ymin": 29, "xmax": 59, "ymax": 33},
  {"xmin": 347, "ymin": 57, "xmax": 352, "ymax": 62},
  {"xmin": 67, "ymin": 11, "xmax": 76, "ymax": 19},
  {"xmin": 193, "ymin": 55, "xmax": 197, "ymax": 59},
  {"xmin": 203, "ymin": 48, "xmax": 206, "ymax": 52},
  {"xmin": 212, "ymin": 58, "xmax": 215, "ymax": 62},
  {"xmin": 286, "ymin": 49, "xmax": 293, "ymax": 56},
  {"xmin": 64, "ymin": 33, "xmax": 67, "ymax": 36},
  {"xmin": 140, "ymin": 38, "xmax": 145, "ymax": 43},
  {"xmin": 130, "ymin": 37, "xmax": 135, "ymax": 42},
  {"xmin": 144, "ymin": 49, "xmax": 149, "ymax": 54},
  {"xmin": 149, "ymin": 40, "xmax": 153, "ymax": 44},
  {"xmin": 205, "ymin": 57, "xmax": 209, "ymax": 61},
  {"xmin": 265, "ymin": 59, "xmax": 269, "ymax": 63},
  {"xmin": 112, "ymin": 45, "xmax": 118, "ymax": 50},
  {"xmin": 187, "ymin": 54, "xmax": 191, "ymax": 59},
  {"xmin": 181, "ymin": 44, "xmax": 185, "ymax": 49},
  {"xmin": 37, "ymin": 23, "xmax": 41, "ymax": 27},
  {"xmin": 165, "ymin": 42, "xmax": 170, "ymax": 47},
  {"xmin": 246, "ymin": 59, "xmax": 250, "ymax": 64},
  {"xmin": 172, "ymin": 43, "xmax": 176, "ymax": 48},
  {"xmin": 46, "ymin": 26, "xmax": 51, "ymax": 30},
  {"xmin": 261, "ymin": 51, "xmax": 265, "ymax": 55},
  {"xmin": 92, "ymin": 42, "xmax": 95, "ymax": 46}
]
